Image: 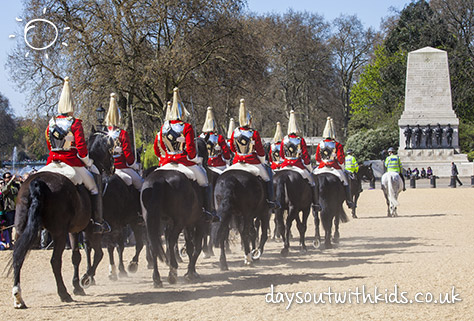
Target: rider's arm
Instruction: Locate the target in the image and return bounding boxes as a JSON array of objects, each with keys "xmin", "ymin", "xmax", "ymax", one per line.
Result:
[
  {"xmin": 253, "ymin": 130, "xmax": 265, "ymax": 157},
  {"xmin": 153, "ymin": 132, "xmax": 161, "ymax": 157},
  {"xmin": 121, "ymin": 130, "xmax": 135, "ymax": 166},
  {"xmin": 315, "ymin": 144, "xmax": 321, "ymax": 163},
  {"xmin": 301, "ymin": 137, "xmax": 310, "ymax": 165},
  {"xmin": 336, "ymin": 142, "xmax": 345, "ymax": 165},
  {"xmin": 279, "ymin": 140, "xmax": 286, "ymax": 160},
  {"xmin": 184, "ymin": 123, "xmax": 197, "ymax": 160},
  {"xmin": 219, "ymin": 135, "xmax": 231, "ymax": 160},
  {"xmin": 229, "ymin": 131, "xmax": 236, "ymax": 153}
]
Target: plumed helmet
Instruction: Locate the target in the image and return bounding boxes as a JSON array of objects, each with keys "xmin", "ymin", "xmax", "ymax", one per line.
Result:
[
  {"xmin": 322, "ymin": 116, "xmax": 336, "ymax": 139},
  {"xmin": 238, "ymin": 98, "xmax": 252, "ymax": 127},
  {"xmin": 287, "ymin": 110, "xmax": 300, "ymax": 135},
  {"xmin": 164, "ymin": 101, "xmax": 172, "ymax": 121},
  {"xmin": 202, "ymin": 106, "xmax": 217, "ymax": 133},
  {"xmin": 227, "ymin": 118, "xmax": 235, "ymax": 139},
  {"xmin": 273, "ymin": 122, "xmax": 283, "ymax": 143},
  {"xmin": 105, "ymin": 93, "xmax": 120, "ymax": 126},
  {"xmin": 57, "ymin": 76, "xmax": 74, "ymax": 114},
  {"xmin": 169, "ymin": 87, "xmax": 190, "ymax": 121}
]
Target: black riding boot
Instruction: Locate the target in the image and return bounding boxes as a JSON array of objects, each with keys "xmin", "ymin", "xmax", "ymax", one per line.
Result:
[
  {"xmin": 265, "ymin": 180, "xmax": 280, "ymax": 209},
  {"xmin": 91, "ymin": 194, "xmax": 111, "ymax": 234},
  {"xmin": 129, "ymin": 185, "xmax": 145, "ymax": 225},
  {"xmin": 202, "ymin": 185, "xmax": 220, "ymax": 222},
  {"xmin": 400, "ymin": 173, "xmax": 406, "ymax": 191},
  {"xmin": 344, "ymin": 185, "xmax": 355, "ymax": 209},
  {"xmin": 312, "ymin": 183, "xmax": 321, "ymax": 213}
]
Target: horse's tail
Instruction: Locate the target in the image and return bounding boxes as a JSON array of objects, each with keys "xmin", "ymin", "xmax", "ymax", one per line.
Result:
[
  {"xmin": 275, "ymin": 174, "xmax": 289, "ymax": 206},
  {"xmin": 339, "ymin": 204, "xmax": 349, "ymax": 223},
  {"xmin": 9, "ymin": 179, "xmax": 46, "ymax": 275},
  {"xmin": 387, "ymin": 174, "xmax": 400, "ymax": 208}
]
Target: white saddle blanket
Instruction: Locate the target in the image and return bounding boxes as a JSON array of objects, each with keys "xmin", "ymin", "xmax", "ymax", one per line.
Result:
[
  {"xmin": 38, "ymin": 162, "xmax": 82, "ymax": 185},
  {"xmin": 312, "ymin": 166, "xmax": 345, "ymax": 183},
  {"xmin": 223, "ymin": 162, "xmax": 260, "ymax": 177},
  {"xmin": 280, "ymin": 166, "xmax": 314, "ymax": 185},
  {"xmin": 209, "ymin": 166, "xmax": 226, "ymax": 175},
  {"xmin": 115, "ymin": 170, "xmax": 132, "ymax": 186},
  {"xmin": 155, "ymin": 163, "xmax": 196, "ymax": 181}
]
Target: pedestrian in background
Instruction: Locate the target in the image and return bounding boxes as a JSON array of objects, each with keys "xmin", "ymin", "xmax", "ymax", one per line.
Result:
[{"xmin": 451, "ymin": 162, "xmax": 463, "ymax": 186}]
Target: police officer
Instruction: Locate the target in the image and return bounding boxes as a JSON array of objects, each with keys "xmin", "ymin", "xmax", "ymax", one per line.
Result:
[
  {"xmin": 229, "ymin": 99, "xmax": 279, "ymax": 209},
  {"xmin": 384, "ymin": 147, "xmax": 406, "ymax": 191},
  {"xmin": 345, "ymin": 149, "xmax": 362, "ymax": 192},
  {"xmin": 44, "ymin": 77, "xmax": 109, "ymax": 233},
  {"xmin": 105, "ymin": 93, "xmax": 143, "ymax": 190}
]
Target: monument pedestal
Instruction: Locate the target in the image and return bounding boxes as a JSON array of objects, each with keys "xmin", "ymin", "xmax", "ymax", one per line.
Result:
[{"xmin": 399, "ymin": 149, "xmax": 473, "ymax": 177}]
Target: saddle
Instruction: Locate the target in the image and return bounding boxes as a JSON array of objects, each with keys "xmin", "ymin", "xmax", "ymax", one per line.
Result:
[
  {"xmin": 38, "ymin": 162, "xmax": 83, "ymax": 185},
  {"xmin": 155, "ymin": 162, "xmax": 197, "ymax": 182},
  {"xmin": 280, "ymin": 166, "xmax": 314, "ymax": 185},
  {"xmin": 312, "ymin": 166, "xmax": 345, "ymax": 183},
  {"xmin": 224, "ymin": 162, "xmax": 261, "ymax": 178},
  {"xmin": 114, "ymin": 170, "xmax": 133, "ymax": 186}
]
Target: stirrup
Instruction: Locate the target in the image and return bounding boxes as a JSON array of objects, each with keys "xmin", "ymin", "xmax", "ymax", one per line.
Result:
[
  {"xmin": 312, "ymin": 204, "xmax": 321, "ymax": 212},
  {"xmin": 267, "ymin": 200, "xmax": 281, "ymax": 210},
  {"xmin": 346, "ymin": 201, "xmax": 355, "ymax": 209},
  {"xmin": 202, "ymin": 208, "xmax": 220, "ymax": 223},
  {"xmin": 92, "ymin": 220, "xmax": 111, "ymax": 234}
]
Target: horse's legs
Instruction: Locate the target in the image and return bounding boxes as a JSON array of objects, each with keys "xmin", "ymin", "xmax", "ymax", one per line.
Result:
[
  {"xmin": 184, "ymin": 224, "xmax": 204, "ymax": 280},
  {"xmin": 241, "ymin": 218, "xmax": 252, "ymax": 265},
  {"xmin": 128, "ymin": 223, "xmax": 145, "ymax": 272},
  {"xmin": 147, "ymin": 226, "xmax": 163, "ymax": 288},
  {"xmin": 334, "ymin": 210, "xmax": 341, "ymax": 243},
  {"xmin": 275, "ymin": 208, "xmax": 286, "ymax": 254},
  {"xmin": 117, "ymin": 230, "xmax": 128, "ymax": 278},
  {"xmin": 83, "ymin": 232, "xmax": 103, "ymax": 285},
  {"xmin": 297, "ymin": 208, "xmax": 310, "ymax": 252},
  {"xmin": 257, "ymin": 210, "xmax": 269, "ymax": 256},
  {"xmin": 107, "ymin": 244, "xmax": 118, "ymax": 281},
  {"xmin": 217, "ymin": 214, "xmax": 231, "ymax": 271},
  {"xmin": 352, "ymin": 193, "xmax": 360, "ymax": 218},
  {"xmin": 313, "ymin": 207, "xmax": 321, "ymax": 247},
  {"xmin": 69, "ymin": 233, "xmax": 86, "ymax": 296},
  {"xmin": 283, "ymin": 208, "xmax": 294, "ymax": 256},
  {"xmin": 321, "ymin": 211, "xmax": 333, "ymax": 249},
  {"xmin": 50, "ymin": 233, "xmax": 73, "ymax": 302},
  {"xmin": 167, "ymin": 225, "xmax": 182, "ymax": 284}
]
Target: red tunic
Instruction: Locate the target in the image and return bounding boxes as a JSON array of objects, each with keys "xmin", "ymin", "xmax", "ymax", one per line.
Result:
[
  {"xmin": 46, "ymin": 115, "xmax": 88, "ymax": 167},
  {"xmin": 154, "ymin": 120, "xmax": 197, "ymax": 166},
  {"xmin": 230, "ymin": 127, "xmax": 265, "ymax": 165},
  {"xmin": 202, "ymin": 132, "xmax": 231, "ymax": 167},
  {"xmin": 279, "ymin": 134, "xmax": 310, "ymax": 170},
  {"xmin": 315, "ymin": 138, "xmax": 345, "ymax": 170},
  {"xmin": 107, "ymin": 126, "xmax": 135, "ymax": 169}
]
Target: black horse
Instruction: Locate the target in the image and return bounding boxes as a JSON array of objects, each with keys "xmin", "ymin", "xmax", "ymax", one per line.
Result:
[
  {"xmin": 214, "ymin": 169, "xmax": 270, "ymax": 270},
  {"xmin": 273, "ymin": 169, "xmax": 312, "ymax": 256},
  {"xmin": 313, "ymin": 173, "xmax": 349, "ymax": 249},
  {"xmin": 141, "ymin": 138, "xmax": 209, "ymax": 287},
  {"xmin": 10, "ymin": 130, "xmax": 114, "ymax": 308},
  {"xmin": 347, "ymin": 164, "xmax": 375, "ymax": 218},
  {"xmin": 100, "ymin": 173, "xmax": 146, "ymax": 281}
]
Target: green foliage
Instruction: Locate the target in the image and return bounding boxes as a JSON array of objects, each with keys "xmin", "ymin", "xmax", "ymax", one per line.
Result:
[
  {"xmin": 142, "ymin": 142, "xmax": 160, "ymax": 170},
  {"xmin": 467, "ymin": 151, "xmax": 474, "ymax": 162},
  {"xmin": 459, "ymin": 121, "xmax": 474, "ymax": 154},
  {"xmin": 345, "ymin": 126, "xmax": 399, "ymax": 162}
]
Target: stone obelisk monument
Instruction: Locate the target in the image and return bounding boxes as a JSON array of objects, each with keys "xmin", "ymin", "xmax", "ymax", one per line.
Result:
[{"xmin": 398, "ymin": 47, "xmax": 473, "ymax": 177}]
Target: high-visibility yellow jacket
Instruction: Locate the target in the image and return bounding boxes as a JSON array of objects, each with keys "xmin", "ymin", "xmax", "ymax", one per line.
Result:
[
  {"xmin": 345, "ymin": 155, "xmax": 359, "ymax": 173},
  {"xmin": 385, "ymin": 155, "xmax": 402, "ymax": 173}
]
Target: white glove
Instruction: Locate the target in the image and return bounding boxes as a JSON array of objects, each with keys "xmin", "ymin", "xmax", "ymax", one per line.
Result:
[
  {"xmin": 258, "ymin": 155, "xmax": 266, "ymax": 165},
  {"xmin": 189, "ymin": 155, "xmax": 203, "ymax": 165},
  {"xmin": 130, "ymin": 162, "xmax": 140, "ymax": 171},
  {"xmin": 176, "ymin": 136, "xmax": 185, "ymax": 143},
  {"xmin": 305, "ymin": 163, "xmax": 313, "ymax": 172},
  {"xmin": 79, "ymin": 154, "xmax": 93, "ymax": 168},
  {"xmin": 89, "ymin": 164, "xmax": 100, "ymax": 175},
  {"xmin": 214, "ymin": 145, "xmax": 221, "ymax": 151},
  {"xmin": 113, "ymin": 146, "xmax": 123, "ymax": 154}
]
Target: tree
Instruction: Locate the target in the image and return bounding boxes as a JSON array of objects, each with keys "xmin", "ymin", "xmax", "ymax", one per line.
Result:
[
  {"xmin": 0, "ymin": 93, "xmax": 18, "ymax": 160},
  {"xmin": 329, "ymin": 14, "xmax": 376, "ymax": 139}
]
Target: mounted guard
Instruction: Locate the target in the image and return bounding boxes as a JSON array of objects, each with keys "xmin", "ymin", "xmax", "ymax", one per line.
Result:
[
  {"xmin": 269, "ymin": 122, "xmax": 283, "ymax": 170},
  {"xmin": 200, "ymin": 106, "xmax": 231, "ymax": 174},
  {"xmin": 228, "ymin": 99, "xmax": 279, "ymax": 209},
  {"xmin": 313, "ymin": 117, "xmax": 354, "ymax": 209},
  {"xmin": 153, "ymin": 87, "xmax": 219, "ymax": 222},
  {"xmin": 42, "ymin": 77, "xmax": 110, "ymax": 234},
  {"xmin": 105, "ymin": 93, "xmax": 143, "ymax": 191}
]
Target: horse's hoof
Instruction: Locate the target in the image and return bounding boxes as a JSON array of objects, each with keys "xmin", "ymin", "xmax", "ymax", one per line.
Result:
[
  {"xmin": 13, "ymin": 302, "xmax": 27, "ymax": 309},
  {"xmin": 80, "ymin": 275, "xmax": 93, "ymax": 289},
  {"xmin": 203, "ymin": 252, "xmax": 211, "ymax": 259},
  {"xmin": 325, "ymin": 243, "xmax": 333, "ymax": 249},
  {"xmin": 13, "ymin": 286, "xmax": 27, "ymax": 309},
  {"xmin": 154, "ymin": 280, "xmax": 163, "ymax": 288},
  {"xmin": 352, "ymin": 214, "xmax": 358, "ymax": 219},
  {"xmin": 128, "ymin": 261, "xmax": 138, "ymax": 273},
  {"xmin": 300, "ymin": 247, "xmax": 307, "ymax": 254},
  {"xmin": 73, "ymin": 287, "xmax": 86, "ymax": 296},
  {"xmin": 109, "ymin": 274, "xmax": 118, "ymax": 281},
  {"xmin": 119, "ymin": 271, "xmax": 128, "ymax": 278},
  {"xmin": 60, "ymin": 293, "xmax": 74, "ymax": 303},
  {"xmin": 312, "ymin": 239, "xmax": 321, "ymax": 249},
  {"xmin": 280, "ymin": 247, "xmax": 289, "ymax": 257},
  {"xmin": 147, "ymin": 263, "xmax": 154, "ymax": 270},
  {"xmin": 220, "ymin": 262, "xmax": 229, "ymax": 271},
  {"xmin": 184, "ymin": 271, "xmax": 201, "ymax": 282},
  {"xmin": 168, "ymin": 269, "xmax": 178, "ymax": 284},
  {"xmin": 251, "ymin": 248, "xmax": 261, "ymax": 260}
]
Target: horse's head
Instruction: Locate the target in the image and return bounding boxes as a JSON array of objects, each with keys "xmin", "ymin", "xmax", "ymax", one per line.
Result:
[
  {"xmin": 360, "ymin": 164, "xmax": 375, "ymax": 182},
  {"xmin": 195, "ymin": 137, "xmax": 209, "ymax": 168},
  {"xmin": 88, "ymin": 129, "xmax": 115, "ymax": 176}
]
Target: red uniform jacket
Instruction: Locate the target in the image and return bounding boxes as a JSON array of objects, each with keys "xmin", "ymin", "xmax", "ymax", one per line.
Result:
[
  {"xmin": 108, "ymin": 126, "xmax": 135, "ymax": 169},
  {"xmin": 202, "ymin": 132, "xmax": 231, "ymax": 167},
  {"xmin": 230, "ymin": 127, "xmax": 265, "ymax": 165},
  {"xmin": 154, "ymin": 120, "xmax": 197, "ymax": 166},
  {"xmin": 315, "ymin": 138, "xmax": 345, "ymax": 170},
  {"xmin": 46, "ymin": 115, "xmax": 88, "ymax": 167},
  {"xmin": 279, "ymin": 134, "xmax": 310, "ymax": 170}
]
